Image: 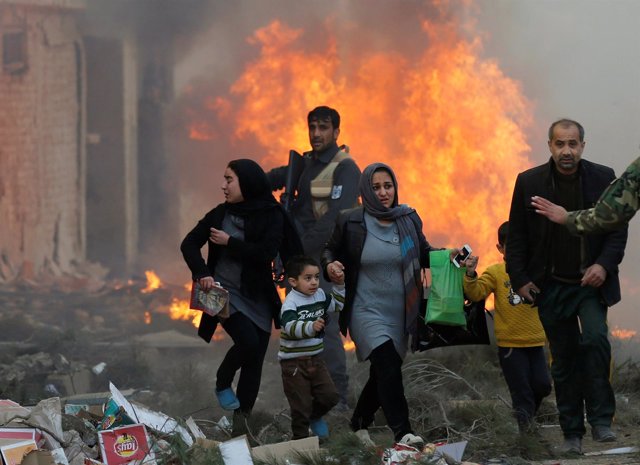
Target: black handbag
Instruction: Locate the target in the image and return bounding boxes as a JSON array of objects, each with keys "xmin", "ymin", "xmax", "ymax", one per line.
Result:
[{"xmin": 417, "ymin": 297, "xmax": 491, "ymax": 351}]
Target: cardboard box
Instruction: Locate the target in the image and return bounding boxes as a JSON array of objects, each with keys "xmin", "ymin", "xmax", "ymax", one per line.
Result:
[
  {"xmin": 0, "ymin": 430, "xmax": 35, "ymax": 442},
  {"xmin": 0, "ymin": 438, "xmax": 37, "ymax": 465},
  {"xmin": 22, "ymin": 450, "xmax": 57, "ymax": 465},
  {"xmin": 251, "ymin": 436, "xmax": 319, "ymax": 463},
  {"xmin": 98, "ymin": 424, "xmax": 156, "ymax": 465}
]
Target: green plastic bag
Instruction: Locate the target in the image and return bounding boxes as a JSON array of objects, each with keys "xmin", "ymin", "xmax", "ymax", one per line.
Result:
[{"xmin": 426, "ymin": 249, "xmax": 466, "ymax": 326}]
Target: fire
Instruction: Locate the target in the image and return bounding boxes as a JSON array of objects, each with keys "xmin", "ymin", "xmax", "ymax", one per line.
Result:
[
  {"xmin": 142, "ymin": 270, "xmax": 161, "ymax": 293},
  {"xmin": 186, "ymin": 4, "xmax": 533, "ymax": 268},
  {"xmin": 343, "ymin": 337, "xmax": 355, "ymax": 352},
  {"xmin": 611, "ymin": 327, "xmax": 637, "ymax": 340},
  {"xmin": 169, "ymin": 297, "xmax": 202, "ymax": 328}
]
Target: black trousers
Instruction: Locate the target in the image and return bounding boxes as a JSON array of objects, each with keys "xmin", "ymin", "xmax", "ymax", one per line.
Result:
[
  {"xmin": 498, "ymin": 346, "xmax": 552, "ymax": 428},
  {"xmin": 350, "ymin": 339, "xmax": 412, "ymax": 441},
  {"xmin": 217, "ymin": 311, "xmax": 271, "ymax": 413}
]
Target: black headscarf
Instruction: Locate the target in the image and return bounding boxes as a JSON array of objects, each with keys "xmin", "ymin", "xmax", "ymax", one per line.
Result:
[
  {"xmin": 224, "ymin": 158, "xmax": 303, "ymax": 264},
  {"xmin": 224, "ymin": 159, "xmax": 279, "ymax": 216},
  {"xmin": 359, "ymin": 162, "xmax": 423, "ymax": 336}
]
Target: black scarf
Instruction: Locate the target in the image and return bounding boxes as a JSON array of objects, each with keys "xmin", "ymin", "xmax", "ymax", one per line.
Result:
[{"xmin": 224, "ymin": 159, "xmax": 279, "ymax": 216}]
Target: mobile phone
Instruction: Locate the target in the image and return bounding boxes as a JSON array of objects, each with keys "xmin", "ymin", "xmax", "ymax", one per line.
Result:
[{"xmin": 453, "ymin": 244, "xmax": 472, "ymax": 268}]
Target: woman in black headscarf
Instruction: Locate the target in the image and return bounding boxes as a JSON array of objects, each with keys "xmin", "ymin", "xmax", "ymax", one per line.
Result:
[
  {"xmin": 322, "ymin": 162, "xmax": 435, "ymax": 447},
  {"xmin": 181, "ymin": 159, "xmax": 301, "ymax": 434}
]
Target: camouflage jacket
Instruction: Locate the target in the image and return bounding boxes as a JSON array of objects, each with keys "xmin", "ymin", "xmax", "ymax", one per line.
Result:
[{"xmin": 567, "ymin": 156, "xmax": 640, "ymax": 234}]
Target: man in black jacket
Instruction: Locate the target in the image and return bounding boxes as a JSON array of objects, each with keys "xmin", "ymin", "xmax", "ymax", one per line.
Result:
[
  {"xmin": 506, "ymin": 119, "xmax": 628, "ymax": 454},
  {"xmin": 267, "ymin": 107, "xmax": 361, "ymax": 410}
]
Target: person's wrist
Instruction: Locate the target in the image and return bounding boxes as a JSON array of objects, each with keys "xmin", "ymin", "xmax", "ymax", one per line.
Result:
[{"xmin": 465, "ymin": 271, "xmax": 476, "ymax": 278}]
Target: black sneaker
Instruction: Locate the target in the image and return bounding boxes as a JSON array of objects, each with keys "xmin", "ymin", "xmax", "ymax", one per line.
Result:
[{"xmin": 592, "ymin": 425, "xmax": 617, "ymax": 442}]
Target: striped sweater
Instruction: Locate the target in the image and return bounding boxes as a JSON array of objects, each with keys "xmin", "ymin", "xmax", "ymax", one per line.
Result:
[{"xmin": 278, "ymin": 285, "xmax": 345, "ymax": 360}]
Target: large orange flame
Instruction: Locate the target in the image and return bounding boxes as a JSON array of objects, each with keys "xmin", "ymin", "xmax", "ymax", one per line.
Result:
[{"xmin": 192, "ymin": 10, "xmax": 533, "ymax": 267}]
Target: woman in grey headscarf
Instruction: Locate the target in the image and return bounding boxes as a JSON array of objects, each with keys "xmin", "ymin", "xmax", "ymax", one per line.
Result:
[{"xmin": 322, "ymin": 162, "xmax": 435, "ymax": 447}]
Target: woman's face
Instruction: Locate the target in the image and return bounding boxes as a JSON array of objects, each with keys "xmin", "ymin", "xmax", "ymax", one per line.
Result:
[
  {"xmin": 221, "ymin": 167, "xmax": 244, "ymax": 204},
  {"xmin": 371, "ymin": 170, "xmax": 395, "ymax": 209}
]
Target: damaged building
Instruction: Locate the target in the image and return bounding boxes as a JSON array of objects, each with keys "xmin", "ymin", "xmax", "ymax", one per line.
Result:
[{"xmin": 0, "ymin": 0, "xmax": 205, "ymax": 280}]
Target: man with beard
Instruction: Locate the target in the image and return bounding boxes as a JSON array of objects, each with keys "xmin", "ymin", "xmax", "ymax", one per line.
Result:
[
  {"xmin": 506, "ymin": 119, "xmax": 628, "ymax": 454},
  {"xmin": 267, "ymin": 106, "xmax": 361, "ymax": 411}
]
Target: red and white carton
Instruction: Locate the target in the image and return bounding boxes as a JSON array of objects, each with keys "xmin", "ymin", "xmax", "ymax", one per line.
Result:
[{"xmin": 98, "ymin": 424, "xmax": 156, "ymax": 465}]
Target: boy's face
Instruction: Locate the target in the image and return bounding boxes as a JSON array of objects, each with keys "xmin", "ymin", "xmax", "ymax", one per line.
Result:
[
  {"xmin": 496, "ymin": 243, "xmax": 506, "ymax": 261},
  {"xmin": 289, "ymin": 265, "xmax": 321, "ymax": 296}
]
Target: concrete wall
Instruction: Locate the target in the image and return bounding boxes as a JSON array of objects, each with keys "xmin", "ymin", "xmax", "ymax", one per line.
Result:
[{"xmin": 0, "ymin": 4, "xmax": 85, "ymax": 280}]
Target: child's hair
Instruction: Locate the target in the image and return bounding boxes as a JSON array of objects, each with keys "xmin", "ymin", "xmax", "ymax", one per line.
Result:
[
  {"xmin": 285, "ymin": 255, "xmax": 320, "ymax": 279},
  {"xmin": 497, "ymin": 221, "xmax": 509, "ymax": 246}
]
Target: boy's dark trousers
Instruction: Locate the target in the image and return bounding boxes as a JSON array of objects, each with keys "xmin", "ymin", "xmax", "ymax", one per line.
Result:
[
  {"xmin": 281, "ymin": 355, "xmax": 340, "ymax": 439},
  {"xmin": 498, "ymin": 346, "xmax": 552, "ymax": 429}
]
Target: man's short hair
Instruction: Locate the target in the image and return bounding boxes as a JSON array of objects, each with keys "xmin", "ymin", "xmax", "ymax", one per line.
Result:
[
  {"xmin": 308, "ymin": 106, "xmax": 340, "ymax": 129},
  {"xmin": 285, "ymin": 255, "xmax": 320, "ymax": 279},
  {"xmin": 548, "ymin": 118, "xmax": 585, "ymax": 142},
  {"xmin": 498, "ymin": 221, "xmax": 509, "ymax": 247}
]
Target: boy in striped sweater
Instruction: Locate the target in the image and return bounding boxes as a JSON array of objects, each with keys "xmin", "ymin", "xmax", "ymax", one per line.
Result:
[{"xmin": 279, "ymin": 255, "xmax": 345, "ymax": 440}]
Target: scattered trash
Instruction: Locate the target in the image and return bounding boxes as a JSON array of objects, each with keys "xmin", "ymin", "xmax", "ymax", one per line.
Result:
[
  {"xmin": 435, "ymin": 440, "xmax": 467, "ymax": 462},
  {"xmin": 91, "ymin": 364, "xmax": 106, "ymax": 376},
  {"xmin": 217, "ymin": 416, "xmax": 231, "ymax": 432},
  {"xmin": 584, "ymin": 446, "xmax": 639, "ymax": 456},
  {"xmin": 97, "ymin": 424, "xmax": 156, "ymax": 465},
  {"xmin": 380, "ymin": 441, "xmax": 475, "ymax": 465},
  {"xmin": 252, "ymin": 436, "xmax": 318, "ymax": 464},
  {"xmin": 107, "ymin": 383, "xmax": 193, "ymax": 446},
  {"xmin": 218, "ymin": 436, "xmax": 253, "ymax": 465}
]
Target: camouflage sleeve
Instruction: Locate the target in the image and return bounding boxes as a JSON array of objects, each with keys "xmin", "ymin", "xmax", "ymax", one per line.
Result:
[{"xmin": 566, "ymin": 156, "xmax": 640, "ymax": 234}]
